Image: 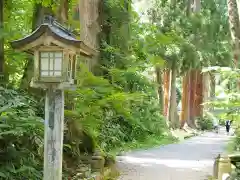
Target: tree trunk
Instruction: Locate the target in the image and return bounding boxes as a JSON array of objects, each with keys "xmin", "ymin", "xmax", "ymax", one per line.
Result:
[
  {"xmin": 0, "ymin": 0, "xmax": 4, "ymax": 85},
  {"xmin": 57, "ymin": 0, "xmax": 69, "ymax": 24},
  {"xmin": 236, "ymin": 0, "xmax": 240, "ymax": 25},
  {"xmin": 180, "ymin": 0, "xmax": 198, "ymax": 128},
  {"xmin": 227, "ymin": 0, "xmax": 240, "ymax": 90},
  {"xmin": 190, "ymin": 0, "xmax": 202, "ymax": 126},
  {"xmin": 163, "ymin": 70, "xmax": 170, "ymax": 117},
  {"xmin": 20, "ymin": 3, "xmax": 53, "ymax": 91},
  {"xmin": 79, "ymin": 0, "xmax": 100, "ymax": 50},
  {"xmin": 202, "ymin": 72, "xmax": 211, "ymax": 114},
  {"xmin": 188, "ymin": 70, "xmax": 196, "ymax": 127},
  {"xmin": 167, "ymin": 61, "xmax": 178, "ymax": 128},
  {"xmin": 210, "ymin": 73, "xmax": 215, "ymax": 111},
  {"xmin": 194, "ymin": 70, "xmax": 203, "ymax": 118},
  {"xmin": 79, "ymin": 0, "xmax": 101, "ymax": 72},
  {"xmin": 193, "ymin": 0, "xmax": 201, "ymax": 13},
  {"xmin": 155, "ymin": 67, "xmax": 164, "ymax": 113},
  {"xmin": 180, "ymin": 72, "xmax": 189, "ymax": 128}
]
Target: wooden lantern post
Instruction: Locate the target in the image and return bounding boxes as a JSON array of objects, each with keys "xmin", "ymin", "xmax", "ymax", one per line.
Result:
[{"xmin": 11, "ymin": 16, "xmax": 96, "ymax": 180}]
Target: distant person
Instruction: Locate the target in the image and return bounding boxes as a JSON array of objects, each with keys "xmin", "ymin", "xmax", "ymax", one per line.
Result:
[{"xmin": 225, "ymin": 120, "xmax": 231, "ymax": 135}]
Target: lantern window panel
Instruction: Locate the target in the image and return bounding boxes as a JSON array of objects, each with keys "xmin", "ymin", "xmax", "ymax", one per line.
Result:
[
  {"xmin": 40, "ymin": 52, "xmax": 49, "ymax": 58},
  {"xmin": 39, "ymin": 51, "xmax": 63, "ymax": 77},
  {"xmin": 55, "ymin": 52, "xmax": 63, "ymax": 58},
  {"xmin": 41, "ymin": 71, "xmax": 49, "ymax": 76},
  {"xmin": 41, "ymin": 58, "xmax": 49, "ymax": 71},
  {"xmin": 54, "ymin": 58, "xmax": 62, "ymax": 71}
]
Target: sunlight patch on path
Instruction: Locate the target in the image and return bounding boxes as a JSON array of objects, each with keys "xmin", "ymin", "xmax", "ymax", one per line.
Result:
[
  {"xmin": 117, "ymin": 129, "xmax": 231, "ymax": 180},
  {"xmin": 119, "ymin": 156, "xmax": 213, "ymax": 170}
]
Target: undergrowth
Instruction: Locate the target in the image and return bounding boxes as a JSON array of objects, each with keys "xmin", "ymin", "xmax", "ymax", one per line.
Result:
[
  {"xmin": 0, "ymin": 87, "xmax": 44, "ymax": 179},
  {"xmin": 0, "ymin": 66, "xmax": 172, "ymax": 179},
  {"xmin": 196, "ymin": 113, "xmax": 215, "ymax": 131},
  {"xmin": 65, "ymin": 65, "xmax": 170, "ymax": 153}
]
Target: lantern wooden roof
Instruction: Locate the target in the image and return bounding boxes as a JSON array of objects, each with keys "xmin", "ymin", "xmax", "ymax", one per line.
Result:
[{"xmin": 11, "ymin": 16, "xmax": 96, "ymax": 57}]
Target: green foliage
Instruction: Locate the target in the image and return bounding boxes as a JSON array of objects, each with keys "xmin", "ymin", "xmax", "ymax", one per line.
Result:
[
  {"xmin": 229, "ymin": 163, "xmax": 240, "ymax": 180},
  {"xmin": 73, "ymin": 0, "xmax": 170, "ymax": 154},
  {"xmin": 232, "ymin": 129, "xmax": 240, "ymax": 151},
  {"xmin": 204, "ymin": 67, "xmax": 240, "ymax": 150},
  {"xmin": 196, "ymin": 116, "xmax": 214, "ymax": 131},
  {"xmin": 145, "ymin": 0, "xmax": 232, "ymax": 72},
  {"xmin": 67, "ymin": 65, "xmax": 168, "ymax": 152},
  {"xmin": 203, "ymin": 67, "xmax": 240, "ymax": 119},
  {"xmin": 0, "ymin": 87, "xmax": 44, "ymax": 179},
  {"xmin": 2, "ymin": 0, "xmax": 235, "ymax": 178}
]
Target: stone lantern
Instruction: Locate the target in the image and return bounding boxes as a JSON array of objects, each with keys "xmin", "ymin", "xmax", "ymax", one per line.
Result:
[
  {"xmin": 11, "ymin": 16, "xmax": 96, "ymax": 89},
  {"xmin": 11, "ymin": 16, "xmax": 96, "ymax": 180}
]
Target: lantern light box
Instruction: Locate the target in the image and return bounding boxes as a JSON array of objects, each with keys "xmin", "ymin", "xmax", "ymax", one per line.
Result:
[{"xmin": 11, "ymin": 16, "xmax": 96, "ymax": 89}]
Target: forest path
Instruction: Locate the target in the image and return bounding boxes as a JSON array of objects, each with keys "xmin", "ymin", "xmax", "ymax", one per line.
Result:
[{"xmin": 117, "ymin": 128, "xmax": 231, "ymax": 180}]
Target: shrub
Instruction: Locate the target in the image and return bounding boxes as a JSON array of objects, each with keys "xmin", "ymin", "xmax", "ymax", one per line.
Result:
[
  {"xmin": 0, "ymin": 87, "xmax": 44, "ymax": 179},
  {"xmin": 65, "ymin": 65, "xmax": 168, "ymax": 153},
  {"xmin": 196, "ymin": 116, "xmax": 213, "ymax": 131}
]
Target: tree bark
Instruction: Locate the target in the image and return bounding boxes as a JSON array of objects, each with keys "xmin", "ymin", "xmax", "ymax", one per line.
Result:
[
  {"xmin": 186, "ymin": 0, "xmax": 193, "ymax": 16},
  {"xmin": 227, "ymin": 0, "xmax": 240, "ymax": 90},
  {"xmin": 236, "ymin": 0, "xmax": 240, "ymax": 25},
  {"xmin": 193, "ymin": 0, "xmax": 201, "ymax": 13},
  {"xmin": 79, "ymin": 0, "xmax": 100, "ymax": 50},
  {"xmin": 163, "ymin": 70, "xmax": 170, "ymax": 117},
  {"xmin": 210, "ymin": 73, "xmax": 215, "ymax": 111},
  {"xmin": 189, "ymin": 0, "xmax": 203, "ymax": 126},
  {"xmin": 180, "ymin": 73, "xmax": 189, "ymax": 128},
  {"xmin": 79, "ymin": 0, "xmax": 101, "ymax": 72},
  {"xmin": 202, "ymin": 72, "xmax": 211, "ymax": 114},
  {"xmin": 57, "ymin": 0, "xmax": 69, "ymax": 24},
  {"xmin": 167, "ymin": 61, "xmax": 178, "ymax": 128},
  {"xmin": 194, "ymin": 70, "xmax": 203, "ymax": 118},
  {"xmin": 155, "ymin": 67, "xmax": 164, "ymax": 113},
  {"xmin": 188, "ymin": 70, "xmax": 196, "ymax": 127},
  {"xmin": 180, "ymin": 0, "xmax": 195, "ymax": 128}
]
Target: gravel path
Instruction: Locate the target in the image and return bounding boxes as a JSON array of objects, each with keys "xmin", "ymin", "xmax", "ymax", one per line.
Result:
[{"xmin": 117, "ymin": 128, "xmax": 231, "ymax": 180}]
